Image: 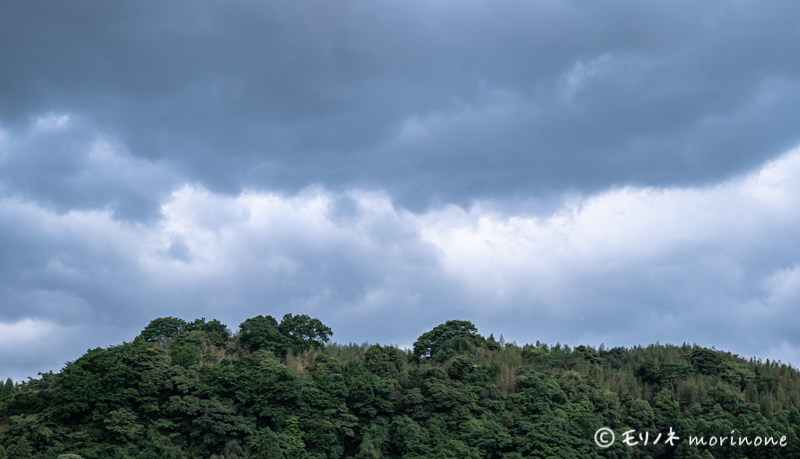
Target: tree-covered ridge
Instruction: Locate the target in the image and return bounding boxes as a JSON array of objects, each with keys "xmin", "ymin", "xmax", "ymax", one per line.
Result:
[{"xmin": 1, "ymin": 316, "xmax": 799, "ymax": 459}]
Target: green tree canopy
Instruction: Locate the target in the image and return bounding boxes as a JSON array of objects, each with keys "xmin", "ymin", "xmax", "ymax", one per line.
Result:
[
  {"xmin": 277, "ymin": 313, "xmax": 332, "ymax": 353},
  {"xmin": 413, "ymin": 320, "xmax": 484, "ymax": 359},
  {"xmin": 4, "ymin": 314, "xmax": 800, "ymax": 459},
  {"xmin": 185, "ymin": 318, "xmax": 231, "ymax": 347},
  {"xmin": 690, "ymin": 347, "xmax": 723, "ymax": 375},
  {"xmin": 364, "ymin": 344, "xmax": 405, "ymax": 379},
  {"xmin": 140, "ymin": 317, "xmax": 187, "ymax": 345},
  {"xmin": 239, "ymin": 315, "xmax": 286, "ymax": 355}
]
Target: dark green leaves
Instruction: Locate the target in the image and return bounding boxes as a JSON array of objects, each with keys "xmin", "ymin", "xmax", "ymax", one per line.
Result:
[
  {"xmin": 239, "ymin": 315, "xmax": 285, "ymax": 355},
  {"xmin": 4, "ymin": 316, "xmax": 800, "ymax": 459},
  {"xmin": 239, "ymin": 314, "xmax": 332, "ymax": 357},
  {"xmin": 277, "ymin": 313, "xmax": 332, "ymax": 353},
  {"xmin": 412, "ymin": 320, "xmax": 483, "ymax": 360},
  {"xmin": 185, "ymin": 318, "xmax": 231, "ymax": 347},
  {"xmin": 140, "ymin": 317, "xmax": 187, "ymax": 345},
  {"xmin": 364, "ymin": 345, "xmax": 405, "ymax": 379},
  {"xmin": 690, "ymin": 348, "xmax": 724, "ymax": 375}
]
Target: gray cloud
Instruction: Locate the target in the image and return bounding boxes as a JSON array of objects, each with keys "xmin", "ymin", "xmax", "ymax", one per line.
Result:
[
  {"xmin": 2, "ymin": 0, "xmax": 800, "ymax": 380},
  {"xmin": 0, "ymin": 115, "xmax": 178, "ymax": 220},
  {"xmin": 2, "ymin": 0, "xmax": 800, "ymax": 212},
  {"xmin": 2, "ymin": 147, "xmax": 800, "ymax": 380}
]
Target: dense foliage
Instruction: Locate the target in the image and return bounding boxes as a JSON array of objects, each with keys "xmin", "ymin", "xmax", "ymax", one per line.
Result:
[{"xmin": 1, "ymin": 315, "xmax": 800, "ymax": 459}]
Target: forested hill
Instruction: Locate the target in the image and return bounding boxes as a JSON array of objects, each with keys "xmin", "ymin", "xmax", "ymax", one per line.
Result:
[{"xmin": 1, "ymin": 315, "xmax": 800, "ymax": 459}]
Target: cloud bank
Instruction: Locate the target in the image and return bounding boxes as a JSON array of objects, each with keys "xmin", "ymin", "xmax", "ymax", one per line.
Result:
[
  {"xmin": 3, "ymin": 0, "xmax": 800, "ymax": 210},
  {"xmin": 2, "ymin": 120, "xmax": 800, "ymax": 379},
  {"xmin": 3, "ymin": 0, "xmax": 800, "ymax": 380}
]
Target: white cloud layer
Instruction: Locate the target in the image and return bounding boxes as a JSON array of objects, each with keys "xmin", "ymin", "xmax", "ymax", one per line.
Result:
[
  {"xmin": 0, "ymin": 319, "xmax": 59, "ymax": 349},
  {"xmin": 3, "ymin": 128, "xmax": 800, "ymax": 379}
]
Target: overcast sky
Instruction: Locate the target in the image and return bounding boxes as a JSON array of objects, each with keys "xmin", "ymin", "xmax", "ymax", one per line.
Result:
[{"xmin": 2, "ymin": 0, "xmax": 800, "ymax": 381}]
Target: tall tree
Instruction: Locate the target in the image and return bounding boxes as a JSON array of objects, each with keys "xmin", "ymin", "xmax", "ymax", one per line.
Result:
[
  {"xmin": 248, "ymin": 428, "xmax": 284, "ymax": 459},
  {"xmin": 185, "ymin": 318, "xmax": 231, "ymax": 347},
  {"xmin": 239, "ymin": 315, "xmax": 287, "ymax": 355},
  {"xmin": 413, "ymin": 320, "xmax": 483, "ymax": 360},
  {"xmin": 278, "ymin": 313, "xmax": 332, "ymax": 353},
  {"xmin": 139, "ymin": 317, "xmax": 187, "ymax": 345}
]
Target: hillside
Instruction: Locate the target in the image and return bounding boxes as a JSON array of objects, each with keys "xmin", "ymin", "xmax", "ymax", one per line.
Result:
[{"xmin": 1, "ymin": 314, "xmax": 799, "ymax": 459}]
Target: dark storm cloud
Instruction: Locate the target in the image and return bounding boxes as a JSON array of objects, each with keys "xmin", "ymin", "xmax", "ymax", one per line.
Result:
[
  {"xmin": 0, "ymin": 115, "xmax": 177, "ymax": 219},
  {"xmin": 2, "ymin": 0, "xmax": 800, "ymax": 212},
  {"xmin": 3, "ymin": 0, "xmax": 800, "ymax": 381}
]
